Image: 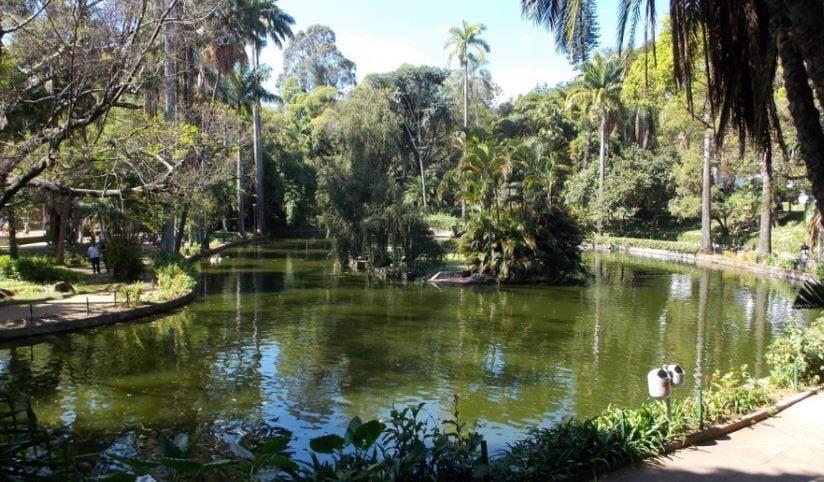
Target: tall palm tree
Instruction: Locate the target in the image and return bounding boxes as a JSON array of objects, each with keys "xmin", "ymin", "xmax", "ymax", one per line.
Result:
[
  {"xmin": 522, "ymin": 0, "xmax": 824, "ymax": 239},
  {"xmin": 217, "ymin": 65, "xmax": 278, "ymax": 236},
  {"xmin": 565, "ymin": 53, "xmax": 623, "ymax": 233},
  {"xmin": 444, "ymin": 20, "xmax": 491, "ymax": 130},
  {"xmin": 231, "ymin": 0, "xmax": 293, "ymax": 233}
]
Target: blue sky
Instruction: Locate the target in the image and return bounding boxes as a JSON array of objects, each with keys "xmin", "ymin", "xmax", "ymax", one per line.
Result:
[{"xmin": 260, "ymin": 0, "xmax": 668, "ymax": 101}]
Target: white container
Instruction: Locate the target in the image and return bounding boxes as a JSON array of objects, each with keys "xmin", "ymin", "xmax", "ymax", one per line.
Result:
[
  {"xmin": 666, "ymin": 364, "xmax": 685, "ymax": 387},
  {"xmin": 647, "ymin": 368, "xmax": 671, "ymax": 400}
]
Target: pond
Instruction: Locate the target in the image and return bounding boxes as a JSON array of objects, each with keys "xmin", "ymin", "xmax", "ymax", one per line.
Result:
[{"xmin": 0, "ymin": 240, "xmax": 815, "ymax": 454}]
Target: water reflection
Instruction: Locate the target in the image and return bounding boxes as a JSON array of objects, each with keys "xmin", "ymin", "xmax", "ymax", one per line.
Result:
[{"xmin": 0, "ymin": 241, "xmax": 814, "ymax": 453}]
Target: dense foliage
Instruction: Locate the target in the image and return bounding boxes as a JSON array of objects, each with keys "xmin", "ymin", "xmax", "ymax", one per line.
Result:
[{"xmin": 0, "ymin": 255, "xmax": 82, "ymax": 284}]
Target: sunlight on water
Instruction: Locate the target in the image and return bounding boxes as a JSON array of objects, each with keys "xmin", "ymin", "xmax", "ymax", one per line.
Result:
[{"xmin": 0, "ymin": 240, "xmax": 814, "ymax": 453}]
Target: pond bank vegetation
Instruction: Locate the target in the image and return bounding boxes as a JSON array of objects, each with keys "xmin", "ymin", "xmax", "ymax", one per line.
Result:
[{"xmin": 3, "ymin": 317, "xmax": 823, "ymax": 481}]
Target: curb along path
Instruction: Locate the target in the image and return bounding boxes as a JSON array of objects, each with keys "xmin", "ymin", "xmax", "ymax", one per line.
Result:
[
  {"xmin": 0, "ymin": 237, "xmax": 257, "ymax": 342},
  {"xmin": 606, "ymin": 389, "xmax": 824, "ymax": 481}
]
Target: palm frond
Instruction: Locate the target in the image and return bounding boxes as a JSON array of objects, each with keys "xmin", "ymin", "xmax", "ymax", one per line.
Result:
[{"xmin": 793, "ymin": 280, "xmax": 824, "ymax": 309}]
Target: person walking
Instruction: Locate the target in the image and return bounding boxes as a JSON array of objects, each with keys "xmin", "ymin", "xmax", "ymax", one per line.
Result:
[{"xmin": 87, "ymin": 243, "xmax": 101, "ymax": 274}]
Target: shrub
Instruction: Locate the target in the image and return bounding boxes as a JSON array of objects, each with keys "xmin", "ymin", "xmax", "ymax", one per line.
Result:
[
  {"xmin": 767, "ymin": 317, "xmax": 824, "ymax": 387},
  {"xmin": 0, "ymin": 255, "xmax": 82, "ymax": 283},
  {"xmin": 699, "ymin": 367, "xmax": 774, "ymax": 423},
  {"xmin": 117, "ymin": 282, "xmax": 143, "ymax": 307},
  {"xmin": 595, "ymin": 236, "xmax": 701, "ymax": 254},
  {"xmin": 181, "ymin": 241, "xmax": 202, "ymax": 257},
  {"xmin": 104, "ymin": 239, "xmax": 144, "ymax": 281},
  {"xmin": 425, "ymin": 212, "xmax": 460, "ymax": 233},
  {"xmin": 156, "ymin": 263, "xmax": 197, "ymax": 299}
]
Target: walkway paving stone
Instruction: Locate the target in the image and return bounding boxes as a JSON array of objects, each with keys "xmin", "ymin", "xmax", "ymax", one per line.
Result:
[{"xmin": 605, "ymin": 392, "xmax": 824, "ymax": 481}]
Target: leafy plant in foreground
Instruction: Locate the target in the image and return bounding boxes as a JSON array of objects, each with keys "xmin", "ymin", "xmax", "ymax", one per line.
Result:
[{"xmin": 767, "ymin": 317, "xmax": 824, "ymax": 387}]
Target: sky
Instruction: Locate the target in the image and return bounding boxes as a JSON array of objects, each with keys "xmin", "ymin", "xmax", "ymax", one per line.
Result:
[{"xmin": 260, "ymin": 0, "xmax": 668, "ymax": 102}]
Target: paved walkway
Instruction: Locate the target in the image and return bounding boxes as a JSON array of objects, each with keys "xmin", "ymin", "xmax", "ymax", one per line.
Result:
[
  {"xmin": 0, "ymin": 280, "xmax": 156, "ymax": 328},
  {"xmin": 606, "ymin": 392, "xmax": 824, "ymax": 481}
]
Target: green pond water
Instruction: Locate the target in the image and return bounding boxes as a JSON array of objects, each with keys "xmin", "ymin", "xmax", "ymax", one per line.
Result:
[{"xmin": 0, "ymin": 240, "xmax": 815, "ymax": 454}]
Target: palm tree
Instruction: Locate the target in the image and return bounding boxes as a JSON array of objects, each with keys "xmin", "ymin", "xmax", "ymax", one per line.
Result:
[
  {"xmin": 521, "ymin": 0, "xmax": 824, "ymax": 240},
  {"xmin": 514, "ymin": 137, "xmax": 569, "ymax": 209},
  {"xmin": 217, "ymin": 65, "xmax": 279, "ymax": 236},
  {"xmin": 444, "ymin": 20, "xmax": 491, "ymax": 129},
  {"xmin": 231, "ymin": 0, "xmax": 294, "ymax": 233},
  {"xmin": 564, "ymin": 53, "xmax": 623, "ymax": 233}
]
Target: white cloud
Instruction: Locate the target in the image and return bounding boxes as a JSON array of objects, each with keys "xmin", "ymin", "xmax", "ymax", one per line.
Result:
[{"xmin": 337, "ymin": 33, "xmax": 433, "ymax": 77}]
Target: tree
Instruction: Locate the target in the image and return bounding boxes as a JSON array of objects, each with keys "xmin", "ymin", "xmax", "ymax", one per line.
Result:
[
  {"xmin": 521, "ymin": 0, "xmax": 824, "ymax": 246},
  {"xmin": 368, "ymin": 65, "xmax": 456, "ymax": 211},
  {"xmin": 230, "ymin": 0, "xmax": 293, "ymax": 233},
  {"xmin": 278, "ymin": 25, "xmax": 356, "ymax": 94},
  {"xmin": 565, "ymin": 53, "xmax": 623, "ymax": 233},
  {"xmin": 444, "ymin": 20, "xmax": 491, "ymax": 129},
  {"xmin": 0, "ymin": 0, "xmax": 181, "ymax": 212}
]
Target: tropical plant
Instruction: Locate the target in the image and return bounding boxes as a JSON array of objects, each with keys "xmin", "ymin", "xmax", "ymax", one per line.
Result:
[
  {"xmin": 565, "ymin": 53, "xmax": 624, "ymax": 233},
  {"xmin": 0, "ymin": 255, "xmax": 82, "ymax": 284},
  {"xmin": 521, "ymin": 0, "xmax": 824, "ymax": 254},
  {"xmin": 444, "ymin": 20, "xmax": 491, "ymax": 129},
  {"xmin": 229, "ymin": 0, "xmax": 294, "ymax": 233},
  {"xmin": 767, "ymin": 317, "xmax": 824, "ymax": 387}
]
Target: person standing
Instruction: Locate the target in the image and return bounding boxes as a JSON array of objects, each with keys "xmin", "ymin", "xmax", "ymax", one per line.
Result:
[
  {"xmin": 799, "ymin": 243, "xmax": 811, "ymax": 271},
  {"xmin": 87, "ymin": 243, "xmax": 101, "ymax": 274}
]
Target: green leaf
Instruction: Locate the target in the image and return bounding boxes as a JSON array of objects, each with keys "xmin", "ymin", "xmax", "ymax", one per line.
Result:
[
  {"xmin": 202, "ymin": 459, "xmax": 234, "ymax": 470},
  {"xmin": 255, "ymin": 437, "xmax": 290, "ymax": 459},
  {"xmin": 157, "ymin": 432, "xmax": 183, "ymax": 458},
  {"xmin": 309, "ymin": 434, "xmax": 346, "ymax": 454},
  {"xmin": 158, "ymin": 457, "xmax": 203, "ymax": 474},
  {"xmin": 267, "ymin": 454, "xmax": 299, "ymax": 472},
  {"xmin": 229, "ymin": 442, "xmax": 255, "ymax": 460},
  {"xmin": 108, "ymin": 454, "xmax": 161, "ymax": 472},
  {"xmin": 352, "ymin": 420, "xmax": 386, "ymax": 449},
  {"xmin": 97, "ymin": 472, "xmax": 137, "ymax": 482}
]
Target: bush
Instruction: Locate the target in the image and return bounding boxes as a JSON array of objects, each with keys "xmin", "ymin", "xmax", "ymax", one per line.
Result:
[
  {"xmin": 700, "ymin": 367, "xmax": 774, "ymax": 423},
  {"xmin": 181, "ymin": 241, "xmax": 202, "ymax": 257},
  {"xmin": 155, "ymin": 255, "xmax": 197, "ymax": 300},
  {"xmin": 117, "ymin": 282, "xmax": 143, "ymax": 306},
  {"xmin": 595, "ymin": 236, "xmax": 701, "ymax": 254},
  {"xmin": 425, "ymin": 212, "xmax": 460, "ymax": 233},
  {"xmin": 0, "ymin": 255, "xmax": 82, "ymax": 283},
  {"xmin": 104, "ymin": 239, "xmax": 144, "ymax": 281},
  {"xmin": 767, "ymin": 317, "xmax": 824, "ymax": 387}
]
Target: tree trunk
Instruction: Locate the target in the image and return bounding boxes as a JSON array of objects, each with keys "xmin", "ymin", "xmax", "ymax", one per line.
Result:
[
  {"xmin": 784, "ymin": 1, "xmax": 824, "ymax": 114},
  {"xmin": 161, "ymin": 0, "xmax": 177, "ymax": 253},
  {"xmin": 597, "ymin": 114, "xmax": 606, "ymax": 234},
  {"xmin": 778, "ymin": 28, "xmax": 824, "ymax": 220},
  {"xmin": 162, "ymin": 205, "xmax": 175, "ymax": 253},
  {"xmin": 417, "ymin": 122, "xmax": 427, "ymax": 211},
  {"xmin": 7, "ymin": 206, "xmax": 17, "ymax": 259},
  {"xmin": 757, "ymin": 144, "xmax": 773, "ymax": 258},
  {"xmin": 55, "ymin": 196, "xmax": 70, "ymax": 265},
  {"xmin": 174, "ymin": 203, "xmax": 188, "ymax": 252},
  {"xmin": 701, "ymin": 113, "xmax": 713, "ymax": 253},
  {"xmin": 460, "ymin": 62, "xmax": 469, "ymax": 218},
  {"xmin": 252, "ymin": 48, "xmax": 265, "ymax": 234},
  {"xmin": 463, "ymin": 61, "xmax": 469, "ymax": 129},
  {"xmin": 236, "ymin": 132, "xmax": 245, "ymax": 236}
]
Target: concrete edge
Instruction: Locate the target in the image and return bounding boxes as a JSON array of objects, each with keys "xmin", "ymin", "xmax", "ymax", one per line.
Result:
[
  {"xmin": 0, "ymin": 290, "xmax": 196, "ymax": 341},
  {"xmin": 662, "ymin": 384, "xmax": 824, "ymax": 453},
  {"xmin": 589, "ymin": 243, "xmax": 817, "ymax": 283},
  {"xmin": 0, "ymin": 238, "xmax": 259, "ymax": 342},
  {"xmin": 187, "ymin": 236, "xmax": 259, "ymax": 263}
]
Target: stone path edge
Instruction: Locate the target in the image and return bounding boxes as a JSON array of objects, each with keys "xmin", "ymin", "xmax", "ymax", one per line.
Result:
[
  {"xmin": 0, "ymin": 236, "xmax": 260, "ymax": 342},
  {"xmin": 661, "ymin": 384, "xmax": 823, "ymax": 454},
  {"xmin": 0, "ymin": 290, "xmax": 195, "ymax": 341},
  {"xmin": 589, "ymin": 243, "xmax": 816, "ymax": 283}
]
